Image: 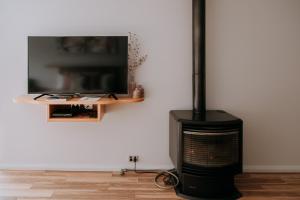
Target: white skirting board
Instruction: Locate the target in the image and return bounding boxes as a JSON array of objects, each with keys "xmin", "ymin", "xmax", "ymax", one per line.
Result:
[
  {"xmin": 1, "ymin": 164, "xmax": 300, "ymax": 173},
  {"xmin": 0, "ymin": 164, "xmax": 174, "ymax": 172},
  {"xmin": 244, "ymin": 165, "xmax": 300, "ymax": 173}
]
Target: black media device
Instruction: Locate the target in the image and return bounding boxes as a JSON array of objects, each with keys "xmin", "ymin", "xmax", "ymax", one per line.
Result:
[
  {"xmin": 51, "ymin": 105, "xmax": 97, "ymax": 118},
  {"xmin": 28, "ymin": 36, "xmax": 128, "ymax": 100}
]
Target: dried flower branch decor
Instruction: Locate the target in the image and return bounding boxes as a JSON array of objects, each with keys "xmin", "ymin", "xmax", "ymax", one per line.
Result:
[{"xmin": 128, "ymin": 32, "xmax": 147, "ymax": 96}]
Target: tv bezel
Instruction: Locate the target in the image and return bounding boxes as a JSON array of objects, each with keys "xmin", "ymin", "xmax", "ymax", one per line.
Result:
[{"xmin": 27, "ymin": 36, "xmax": 129, "ymax": 95}]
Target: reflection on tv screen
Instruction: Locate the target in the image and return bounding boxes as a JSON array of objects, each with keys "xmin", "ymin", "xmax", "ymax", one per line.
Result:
[{"xmin": 28, "ymin": 36, "xmax": 128, "ymax": 94}]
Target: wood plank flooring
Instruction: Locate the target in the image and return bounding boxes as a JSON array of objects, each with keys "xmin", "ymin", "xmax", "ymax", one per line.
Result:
[{"xmin": 0, "ymin": 170, "xmax": 299, "ymax": 199}]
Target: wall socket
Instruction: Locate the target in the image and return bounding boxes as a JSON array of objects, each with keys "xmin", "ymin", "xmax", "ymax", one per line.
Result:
[{"xmin": 129, "ymin": 156, "xmax": 139, "ymax": 162}]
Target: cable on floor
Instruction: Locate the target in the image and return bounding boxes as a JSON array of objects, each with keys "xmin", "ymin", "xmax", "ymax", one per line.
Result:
[
  {"xmin": 120, "ymin": 168, "xmax": 179, "ymax": 190},
  {"xmin": 154, "ymin": 169, "xmax": 179, "ymax": 189}
]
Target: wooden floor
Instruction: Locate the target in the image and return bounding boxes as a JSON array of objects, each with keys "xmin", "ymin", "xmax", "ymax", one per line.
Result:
[{"xmin": 0, "ymin": 171, "xmax": 299, "ymax": 200}]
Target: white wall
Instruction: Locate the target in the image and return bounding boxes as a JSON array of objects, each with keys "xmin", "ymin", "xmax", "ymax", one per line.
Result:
[
  {"xmin": 0, "ymin": 0, "xmax": 193, "ymax": 170},
  {"xmin": 0, "ymin": 0, "xmax": 300, "ymax": 172},
  {"xmin": 206, "ymin": 0, "xmax": 300, "ymax": 172}
]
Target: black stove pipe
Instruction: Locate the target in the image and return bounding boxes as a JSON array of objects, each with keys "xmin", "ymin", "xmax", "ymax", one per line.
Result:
[{"xmin": 192, "ymin": 0, "xmax": 206, "ymax": 116}]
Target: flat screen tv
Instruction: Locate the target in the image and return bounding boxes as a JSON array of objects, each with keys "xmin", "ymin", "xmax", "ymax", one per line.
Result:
[{"xmin": 28, "ymin": 36, "xmax": 128, "ymax": 95}]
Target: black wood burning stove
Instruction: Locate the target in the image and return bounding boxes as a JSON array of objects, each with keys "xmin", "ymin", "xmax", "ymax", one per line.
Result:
[
  {"xmin": 169, "ymin": 0, "xmax": 243, "ymax": 199},
  {"xmin": 170, "ymin": 111, "xmax": 243, "ymax": 200}
]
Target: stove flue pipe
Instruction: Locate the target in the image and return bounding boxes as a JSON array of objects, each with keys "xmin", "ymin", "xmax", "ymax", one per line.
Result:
[{"xmin": 192, "ymin": 0, "xmax": 206, "ymax": 116}]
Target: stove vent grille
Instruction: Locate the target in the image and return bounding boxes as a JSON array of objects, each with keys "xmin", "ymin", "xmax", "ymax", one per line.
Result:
[{"xmin": 183, "ymin": 129, "xmax": 239, "ymax": 167}]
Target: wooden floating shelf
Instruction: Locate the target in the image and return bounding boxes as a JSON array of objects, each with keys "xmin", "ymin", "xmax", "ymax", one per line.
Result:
[{"xmin": 14, "ymin": 95, "xmax": 144, "ymax": 123}]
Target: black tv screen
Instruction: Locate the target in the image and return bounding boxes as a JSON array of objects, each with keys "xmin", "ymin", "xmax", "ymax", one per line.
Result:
[{"xmin": 28, "ymin": 36, "xmax": 128, "ymax": 94}]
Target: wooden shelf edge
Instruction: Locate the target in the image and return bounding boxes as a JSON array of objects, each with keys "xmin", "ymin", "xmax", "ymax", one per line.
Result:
[
  {"xmin": 48, "ymin": 118, "xmax": 100, "ymax": 122},
  {"xmin": 14, "ymin": 95, "xmax": 140, "ymax": 123},
  {"xmin": 13, "ymin": 95, "xmax": 144, "ymax": 105}
]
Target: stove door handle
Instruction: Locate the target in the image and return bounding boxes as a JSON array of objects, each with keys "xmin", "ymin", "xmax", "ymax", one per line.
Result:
[{"xmin": 183, "ymin": 130, "xmax": 238, "ymax": 136}]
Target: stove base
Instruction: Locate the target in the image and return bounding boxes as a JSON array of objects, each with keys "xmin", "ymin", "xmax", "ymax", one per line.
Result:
[{"xmin": 175, "ymin": 173, "xmax": 242, "ymax": 200}]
